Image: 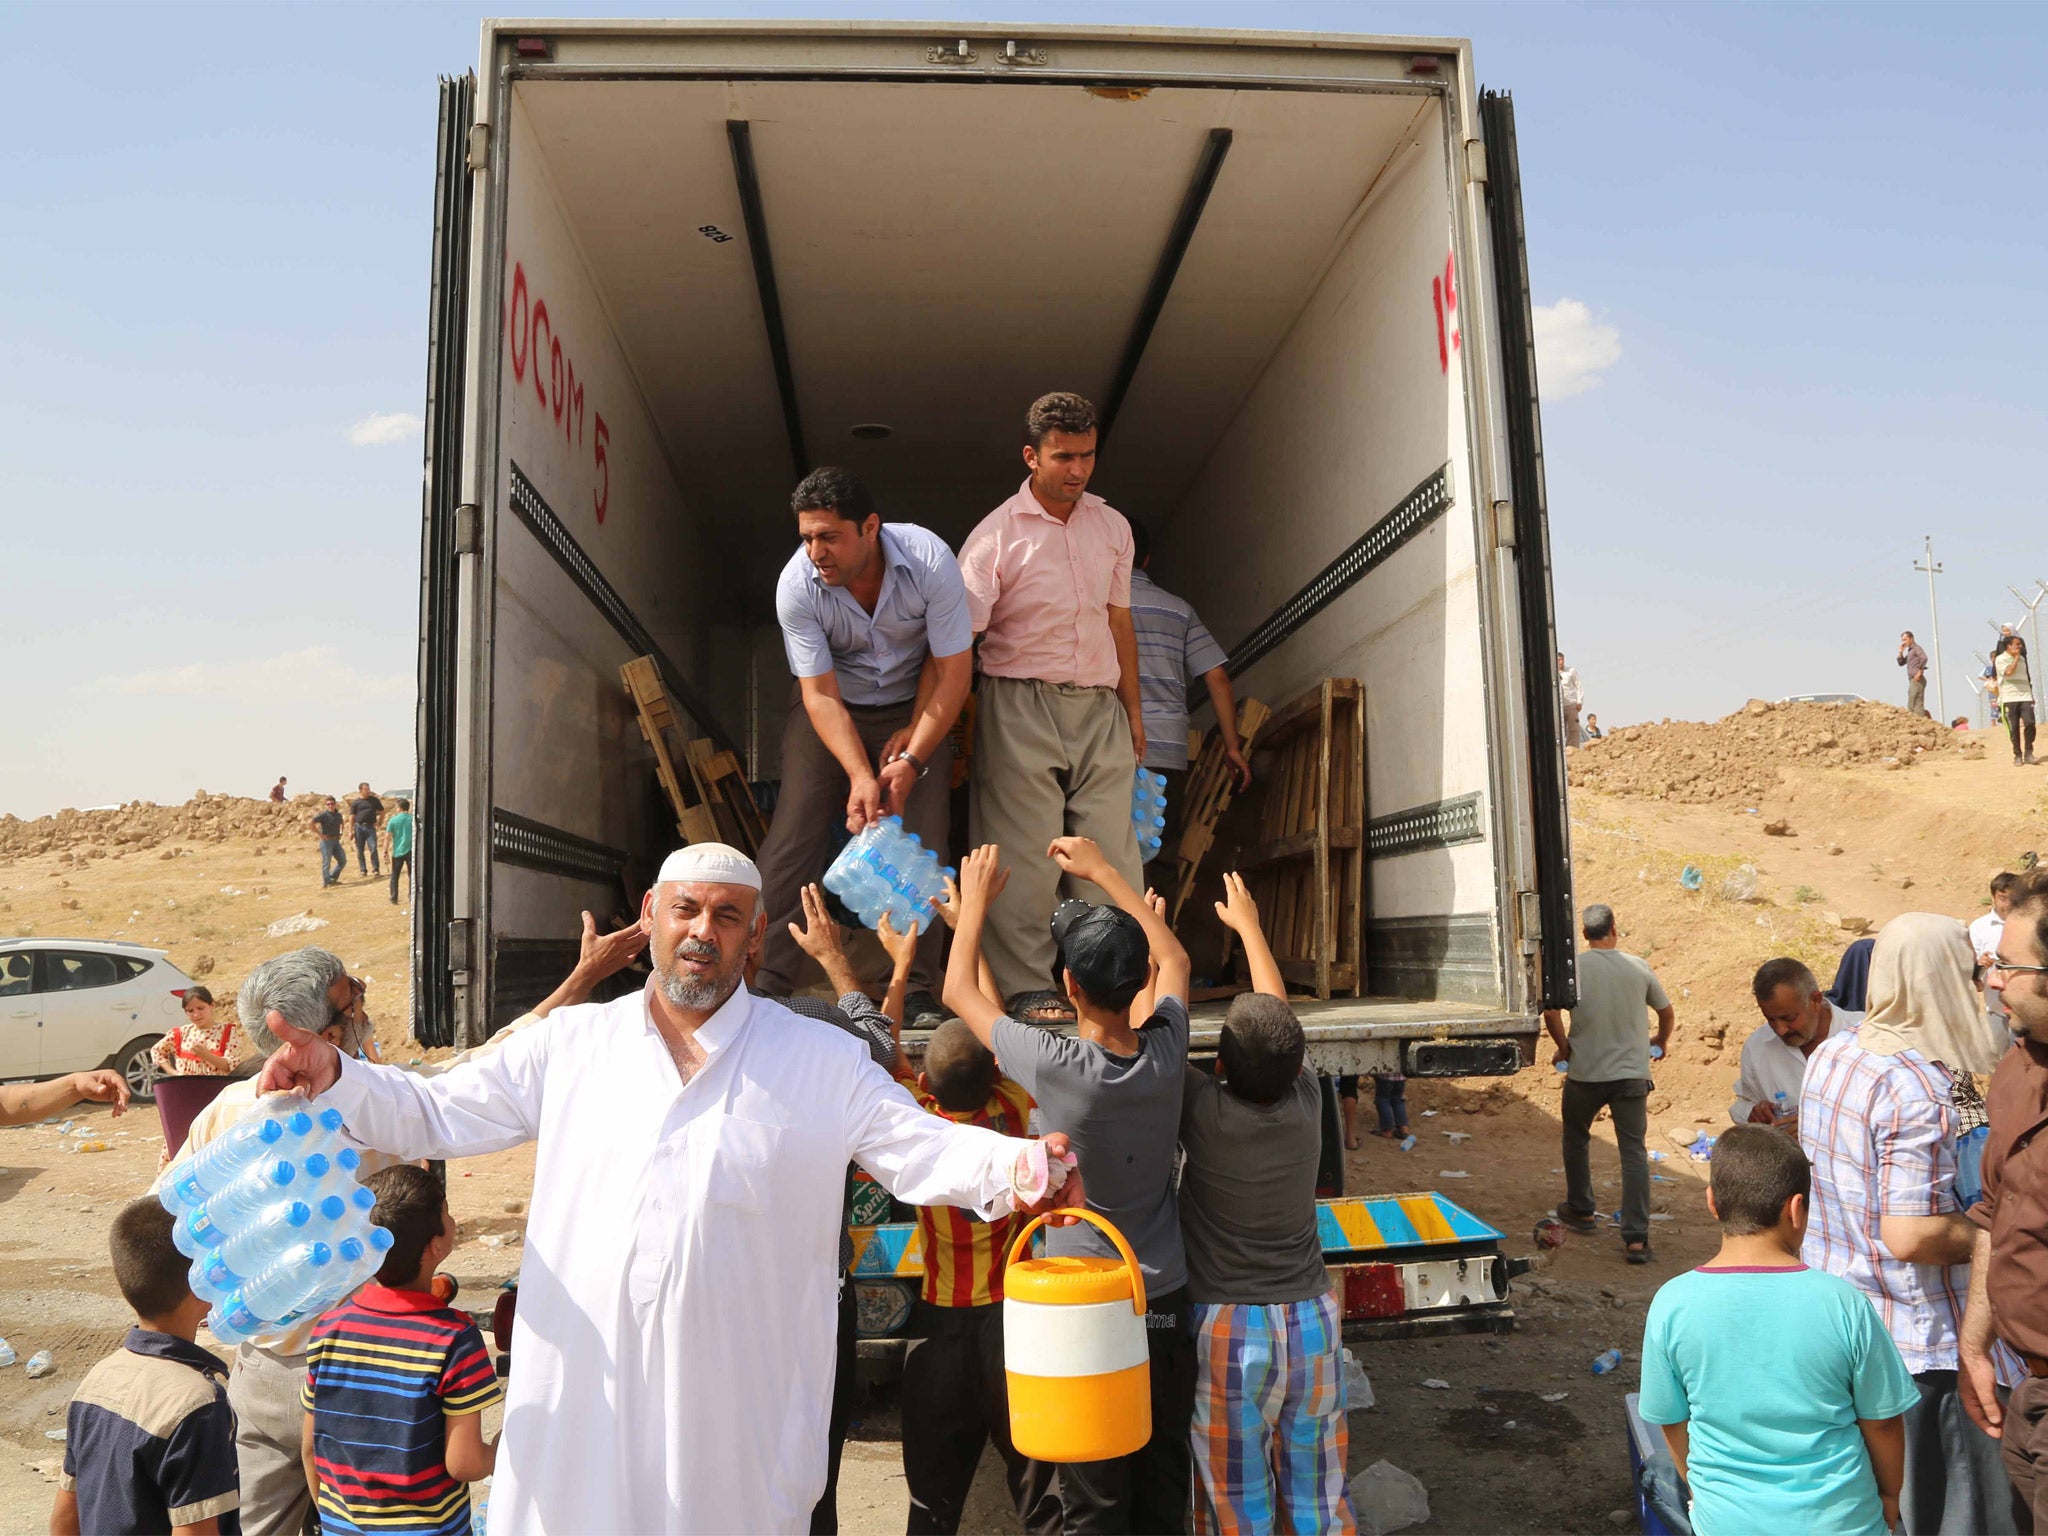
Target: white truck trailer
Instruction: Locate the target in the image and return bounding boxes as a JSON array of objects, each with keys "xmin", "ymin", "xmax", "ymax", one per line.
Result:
[{"xmin": 412, "ymin": 21, "xmax": 1578, "ymax": 1094}]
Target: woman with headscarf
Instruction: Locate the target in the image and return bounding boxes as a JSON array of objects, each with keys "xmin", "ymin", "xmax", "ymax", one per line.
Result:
[
  {"xmin": 1827, "ymin": 936, "xmax": 1876, "ymax": 1015},
  {"xmin": 1799, "ymin": 915, "xmax": 2016, "ymax": 1535}
]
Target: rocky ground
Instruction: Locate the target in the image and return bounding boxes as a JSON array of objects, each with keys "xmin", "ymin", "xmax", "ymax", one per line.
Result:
[{"xmin": 1, "ymin": 709, "xmax": 2040, "ymax": 1533}]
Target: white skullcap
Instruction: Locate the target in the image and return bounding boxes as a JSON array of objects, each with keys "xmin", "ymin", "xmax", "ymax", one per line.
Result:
[{"xmin": 656, "ymin": 842, "xmax": 762, "ymax": 892}]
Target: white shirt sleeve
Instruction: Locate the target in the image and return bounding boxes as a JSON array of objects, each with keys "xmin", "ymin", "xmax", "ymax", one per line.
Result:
[
  {"xmin": 844, "ymin": 1055, "xmax": 1020, "ymax": 1219},
  {"xmin": 323, "ymin": 1016, "xmax": 552, "ymax": 1160},
  {"xmin": 1729, "ymin": 1028, "xmax": 1764, "ymax": 1126}
]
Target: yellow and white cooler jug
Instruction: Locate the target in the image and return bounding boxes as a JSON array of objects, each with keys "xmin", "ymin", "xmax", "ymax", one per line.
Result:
[{"xmin": 1003, "ymin": 1209, "xmax": 1150, "ymax": 1463}]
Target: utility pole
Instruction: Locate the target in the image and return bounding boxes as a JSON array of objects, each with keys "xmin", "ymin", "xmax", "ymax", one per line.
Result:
[
  {"xmin": 2012, "ymin": 581, "xmax": 2048, "ymax": 664},
  {"xmin": 1914, "ymin": 536, "xmax": 1945, "ymax": 722}
]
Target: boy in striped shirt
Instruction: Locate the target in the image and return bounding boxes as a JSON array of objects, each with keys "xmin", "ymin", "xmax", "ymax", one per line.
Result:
[
  {"xmin": 894, "ymin": 1018, "xmax": 1039, "ymax": 1534},
  {"xmin": 301, "ymin": 1166, "xmax": 501, "ymax": 1534}
]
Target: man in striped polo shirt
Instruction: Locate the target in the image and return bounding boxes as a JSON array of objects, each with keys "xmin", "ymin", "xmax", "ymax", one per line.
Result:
[
  {"xmin": 301, "ymin": 1166, "xmax": 502, "ymax": 1535},
  {"xmin": 895, "ymin": 1019, "xmax": 1040, "ymax": 1534}
]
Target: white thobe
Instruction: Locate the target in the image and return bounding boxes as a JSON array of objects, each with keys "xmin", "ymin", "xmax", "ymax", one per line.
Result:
[
  {"xmin": 321, "ymin": 980, "xmax": 1028, "ymax": 1535},
  {"xmin": 1727, "ymin": 1010, "xmax": 1862, "ymax": 1124}
]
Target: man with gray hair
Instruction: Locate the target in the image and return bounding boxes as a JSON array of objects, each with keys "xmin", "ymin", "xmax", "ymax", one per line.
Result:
[
  {"xmin": 252, "ymin": 842, "xmax": 1084, "ymax": 1535},
  {"xmin": 1731, "ymin": 956, "xmax": 1863, "ymax": 1129},
  {"xmin": 1543, "ymin": 904, "xmax": 1676, "ymax": 1265}
]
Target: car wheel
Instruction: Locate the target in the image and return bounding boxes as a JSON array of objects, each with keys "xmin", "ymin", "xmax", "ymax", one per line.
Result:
[{"xmin": 114, "ymin": 1035, "xmax": 162, "ymax": 1105}]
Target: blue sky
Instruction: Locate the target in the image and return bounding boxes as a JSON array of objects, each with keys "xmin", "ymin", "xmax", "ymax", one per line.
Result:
[{"xmin": 3, "ymin": 1, "xmax": 2043, "ymax": 818}]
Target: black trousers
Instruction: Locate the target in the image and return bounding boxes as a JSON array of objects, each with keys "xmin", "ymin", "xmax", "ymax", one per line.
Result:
[
  {"xmin": 903, "ymin": 1301, "xmax": 1042, "ymax": 1535},
  {"xmin": 1018, "ymin": 1286, "xmax": 1198, "ymax": 1535},
  {"xmin": 810, "ymin": 1273, "xmax": 859, "ymax": 1535},
  {"xmin": 2008, "ymin": 702, "xmax": 2037, "ymax": 763},
  {"xmin": 388, "ymin": 852, "xmax": 410, "ymax": 904}
]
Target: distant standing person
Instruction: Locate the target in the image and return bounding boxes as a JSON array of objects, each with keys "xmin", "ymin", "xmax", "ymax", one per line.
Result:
[
  {"xmin": 1971, "ymin": 873, "xmax": 2017, "ymax": 1034},
  {"xmin": 1544, "ymin": 903, "xmax": 1675, "ymax": 1264},
  {"xmin": 1558, "ymin": 653, "xmax": 1585, "ymax": 747},
  {"xmin": 1995, "ymin": 635, "xmax": 2035, "ymax": 766},
  {"xmin": 269, "ymin": 776, "xmax": 287, "ymax": 804},
  {"xmin": 1899, "ymin": 631, "xmax": 1930, "ymax": 717},
  {"xmin": 386, "ymin": 799, "xmax": 414, "ymax": 906},
  {"xmin": 311, "ymin": 797, "xmax": 345, "ymax": 888},
  {"xmin": 348, "ymin": 782, "xmax": 384, "ymax": 877},
  {"xmin": 1585, "ymin": 713, "xmax": 1604, "ymax": 740}
]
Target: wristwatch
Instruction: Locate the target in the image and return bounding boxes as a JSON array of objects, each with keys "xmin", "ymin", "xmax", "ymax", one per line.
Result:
[{"xmin": 891, "ymin": 750, "xmax": 929, "ymax": 780}]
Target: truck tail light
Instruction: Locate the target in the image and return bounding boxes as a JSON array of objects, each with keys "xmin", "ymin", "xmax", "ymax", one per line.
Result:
[{"xmin": 1334, "ymin": 1263, "xmax": 1405, "ymax": 1320}]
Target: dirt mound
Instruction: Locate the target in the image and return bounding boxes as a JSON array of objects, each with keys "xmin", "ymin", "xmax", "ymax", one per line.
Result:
[
  {"xmin": 0, "ymin": 792, "xmax": 319, "ymax": 862},
  {"xmin": 1567, "ymin": 699, "xmax": 1960, "ymax": 804}
]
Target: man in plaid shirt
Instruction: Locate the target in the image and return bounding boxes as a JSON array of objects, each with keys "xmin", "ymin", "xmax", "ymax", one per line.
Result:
[{"xmin": 1800, "ymin": 915, "xmax": 2017, "ymax": 1536}]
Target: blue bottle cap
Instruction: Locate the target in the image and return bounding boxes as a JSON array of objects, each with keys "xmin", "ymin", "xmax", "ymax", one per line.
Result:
[
  {"xmin": 285, "ymin": 1111, "xmax": 313, "ymax": 1137},
  {"xmin": 338, "ymin": 1236, "xmax": 365, "ymax": 1263},
  {"xmin": 319, "ymin": 1195, "xmax": 346, "ymax": 1222},
  {"xmin": 285, "ymin": 1201, "xmax": 312, "ymax": 1227},
  {"xmin": 303, "ymin": 1153, "xmax": 330, "ymax": 1179},
  {"xmin": 317, "ymin": 1108, "xmax": 344, "ymax": 1132},
  {"xmin": 350, "ymin": 1187, "xmax": 376, "ymax": 1212},
  {"xmin": 267, "ymin": 1161, "xmax": 296, "ymax": 1187},
  {"xmin": 256, "ymin": 1118, "xmax": 285, "ymax": 1145},
  {"xmin": 307, "ymin": 1242, "xmax": 333, "ymax": 1268},
  {"xmin": 335, "ymin": 1148, "xmax": 362, "ymax": 1173},
  {"xmin": 368, "ymin": 1226, "xmax": 395, "ymax": 1253}
]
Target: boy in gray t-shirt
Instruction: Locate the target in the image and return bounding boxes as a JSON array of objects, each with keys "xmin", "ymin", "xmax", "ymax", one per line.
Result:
[
  {"xmin": 1180, "ymin": 874, "xmax": 1355, "ymax": 1532},
  {"xmin": 944, "ymin": 835, "xmax": 1197, "ymax": 1536}
]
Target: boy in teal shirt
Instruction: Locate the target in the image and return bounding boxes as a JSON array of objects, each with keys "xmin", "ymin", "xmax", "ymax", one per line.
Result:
[
  {"xmin": 386, "ymin": 798, "xmax": 414, "ymax": 906},
  {"xmin": 1640, "ymin": 1124, "xmax": 1916, "ymax": 1536}
]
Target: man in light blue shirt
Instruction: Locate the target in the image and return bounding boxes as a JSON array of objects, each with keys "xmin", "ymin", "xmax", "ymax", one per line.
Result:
[{"xmin": 755, "ymin": 467, "xmax": 973, "ymax": 1013}]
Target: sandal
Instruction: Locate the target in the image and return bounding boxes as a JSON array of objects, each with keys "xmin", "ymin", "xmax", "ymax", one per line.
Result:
[
  {"xmin": 1626, "ymin": 1240, "xmax": 1654, "ymax": 1266},
  {"xmin": 1553, "ymin": 1203, "xmax": 1599, "ymax": 1235},
  {"xmin": 1005, "ymin": 990, "xmax": 1077, "ymax": 1028}
]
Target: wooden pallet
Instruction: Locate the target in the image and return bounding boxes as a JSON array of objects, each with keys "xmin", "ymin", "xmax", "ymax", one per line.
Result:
[
  {"xmin": 1169, "ymin": 696, "xmax": 1272, "ymax": 924},
  {"xmin": 1240, "ymin": 679, "xmax": 1365, "ymax": 1000},
  {"xmin": 621, "ymin": 656, "xmax": 764, "ymax": 852}
]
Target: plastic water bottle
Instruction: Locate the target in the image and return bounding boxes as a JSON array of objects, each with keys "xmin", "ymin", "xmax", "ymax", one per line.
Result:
[
  {"xmin": 175, "ymin": 1160, "xmax": 298, "ymax": 1257},
  {"xmin": 1398, "ymin": 1134, "xmax": 1416, "ymax": 1151},
  {"xmin": 0, "ymin": 1339, "xmax": 15, "ymax": 1368},
  {"xmin": 1591, "ymin": 1348, "xmax": 1624, "ymax": 1376},
  {"xmin": 333, "ymin": 1228, "xmax": 397, "ymax": 1290},
  {"xmin": 211, "ymin": 1242, "xmax": 336, "ymax": 1344},
  {"xmin": 824, "ymin": 816, "xmax": 946, "ymax": 932},
  {"xmin": 191, "ymin": 1201, "xmax": 321, "ymax": 1300},
  {"xmin": 298, "ymin": 1148, "xmax": 364, "ymax": 1194},
  {"xmin": 1773, "ymin": 1090, "xmax": 1792, "ymax": 1123},
  {"xmin": 1131, "ymin": 768, "xmax": 1168, "ymax": 859},
  {"xmin": 158, "ymin": 1112, "xmax": 292, "ymax": 1215}
]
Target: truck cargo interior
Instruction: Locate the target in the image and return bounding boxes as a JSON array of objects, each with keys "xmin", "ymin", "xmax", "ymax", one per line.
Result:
[{"xmin": 445, "ymin": 58, "xmax": 1556, "ymax": 1059}]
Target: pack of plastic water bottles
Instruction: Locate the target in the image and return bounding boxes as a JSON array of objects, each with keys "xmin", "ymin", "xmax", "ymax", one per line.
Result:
[
  {"xmin": 157, "ymin": 1098, "xmax": 394, "ymax": 1344},
  {"xmin": 823, "ymin": 815, "xmax": 952, "ymax": 936},
  {"xmin": 1131, "ymin": 768, "xmax": 1168, "ymax": 860}
]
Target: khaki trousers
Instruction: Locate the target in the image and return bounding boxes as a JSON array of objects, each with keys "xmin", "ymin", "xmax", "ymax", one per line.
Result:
[
  {"xmin": 227, "ymin": 1342, "xmax": 311, "ymax": 1536},
  {"xmin": 969, "ymin": 676, "xmax": 1142, "ymax": 1003}
]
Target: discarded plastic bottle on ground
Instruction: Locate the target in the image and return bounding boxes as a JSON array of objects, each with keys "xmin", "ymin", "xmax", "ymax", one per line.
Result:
[
  {"xmin": 210, "ymin": 1242, "xmax": 337, "ymax": 1345},
  {"xmin": 0, "ymin": 1339, "xmax": 15, "ymax": 1368},
  {"xmin": 1398, "ymin": 1135, "xmax": 1416, "ymax": 1151},
  {"xmin": 24, "ymin": 1350, "xmax": 55, "ymax": 1379},
  {"xmin": 1591, "ymin": 1348, "xmax": 1624, "ymax": 1376},
  {"xmin": 1131, "ymin": 768, "xmax": 1168, "ymax": 859}
]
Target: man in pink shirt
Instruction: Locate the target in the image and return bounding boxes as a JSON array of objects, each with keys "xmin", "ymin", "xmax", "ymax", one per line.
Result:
[{"xmin": 958, "ymin": 392, "xmax": 1147, "ymax": 1006}]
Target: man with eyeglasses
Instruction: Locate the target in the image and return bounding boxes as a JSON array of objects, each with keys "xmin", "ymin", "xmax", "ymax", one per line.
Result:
[{"xmin": 1961, "ymin": 869, "xmax": 2048, "ymax": 1523}]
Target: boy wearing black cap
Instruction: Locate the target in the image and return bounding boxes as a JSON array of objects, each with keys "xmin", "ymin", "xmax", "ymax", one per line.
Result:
[{"xmin": 945, "ymin": 835, "xmax": 1195, "ymax": 1535}]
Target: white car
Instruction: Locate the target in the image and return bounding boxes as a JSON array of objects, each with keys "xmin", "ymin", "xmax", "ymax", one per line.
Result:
[{"xmin": 0, "ymin": 939, "xmax": 197, "ymax": 1103}]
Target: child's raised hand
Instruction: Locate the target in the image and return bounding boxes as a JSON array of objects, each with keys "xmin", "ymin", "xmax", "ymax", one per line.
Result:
[
  {"xmin": 1047, "ymin": 835, "xmax": 1111, "ymax": 885},
  {"xmin": 1213, "ymin": 871, "xmax": 1260, "ymax": 935},
  {"xmin": 1144, "ymin": 887, "xmax": 1166, "ymax": 920},
  {"xmin": 876, "ymin": 910, "xmax": 921, "ymax": 971},
  {"xmin": 958, "ymin": 845, "xmax": 1008, "ymax": 913}
]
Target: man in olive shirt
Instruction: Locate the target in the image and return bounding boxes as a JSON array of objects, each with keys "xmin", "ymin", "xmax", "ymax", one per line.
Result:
[
  {"xmin": 1544, "ymin": 904, "xmax": 1676, "ymax": 1264},
  {"xmin": 1962, "ymin": 869, "xmax": 2048, "ymax": 1522}
]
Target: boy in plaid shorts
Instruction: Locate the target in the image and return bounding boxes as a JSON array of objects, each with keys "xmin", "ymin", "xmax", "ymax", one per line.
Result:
[{"xmin": 1181, "ymin": 874, "xmax": 1356, "ymax": 1534}]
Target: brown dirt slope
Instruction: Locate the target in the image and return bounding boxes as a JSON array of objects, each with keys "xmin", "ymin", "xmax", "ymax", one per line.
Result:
[{"xmin": 1569, "ymin": 698, "xmax": 1968, "ymax": 804}]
